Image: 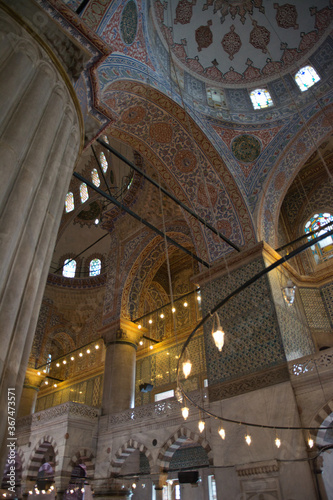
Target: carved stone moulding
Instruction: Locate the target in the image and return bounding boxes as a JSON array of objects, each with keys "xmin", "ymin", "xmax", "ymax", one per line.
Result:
[
  {"xmin": 208, "ymin": 363, "xmax": 289, "ymax": 401},
  {"xmin": 237, "ymin": 459, "xmax": 279, "ymax": 476}
]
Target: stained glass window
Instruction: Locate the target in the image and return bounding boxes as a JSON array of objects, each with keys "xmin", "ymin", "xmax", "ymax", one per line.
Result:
[
  {"xmin": 65, "ymin": 192, "xmax": 74, "ymax": 213},
  {"xmin": 250, "ymin": 89, "xmax": 273, "ymax": 110},
  {"xmin": 100, "ymin": 152, "xmax": 108, "ymax": 173},
  {"xmin": 102, "ymin": 135, "xmax": 109, "ymax": 144},
  {"xmin": 305, "ymin": 213, "xmax": 333, "ymax": 263},
  {"xmin": 91, "ymin": 168, "xmax": 100, "ymax": 187},
  {"xmin": 295, "ymin": 66, "xmax": 320, "ymax": 92},
  {"xmin": 80, "ymin": 183, "xmax": 89, "ymax": 203},
  {"xmin": 63, "ymin": 259, "xmax": 76, "ymax": 278},
  {"xmin": 89, "ymin": 258, "xmax": 101, "ymax": 276}
]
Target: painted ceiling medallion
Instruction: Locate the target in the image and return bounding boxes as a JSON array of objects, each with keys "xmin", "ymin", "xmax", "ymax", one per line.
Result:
[
  {"xmin": 274, "ymin": 3, "xmax": 299, "ymax": 30},
  {"xmin": 174, "ymin": 150, "xmax": 197, "ymax": 173},
  {"xmin": 122, "ymin": 105, "xmax": 146, "ymax": 124},
  {"xmin": 231, "ymin": 135, "xmax": 261, "ymax": 163},
  {"xmin": 222, "ymin": 24, "xmax": 241, "ymax": 60},
  {"xmin": 149, "ymin": 122, "xmax": 173, "ymax": 143},
  {"xmin": 174, "ymin": 0, "xmax": 197, "ymax": 25},
  {"xmin": 205, "ymin": 0, "xmax": 265, "ymax": 24},
  {"xmin": 120, "ymin": 0, "xmax": 138, "ymax": 45},
  {"xmin": 196, "ymin": 20, "xmax": 213, "ymax": 52},
  {"xmin": 250, "ymin": 21, "xmax": 270, "ymax": 53}
]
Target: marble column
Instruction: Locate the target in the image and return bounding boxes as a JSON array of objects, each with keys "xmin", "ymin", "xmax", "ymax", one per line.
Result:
[
  {"xmin": 17, "ymin": 368, "xmax": 44, "ymax": 418},
  {"xmin": 0, "ymin": 4, "xmax": 83, "ymax": 475},
  {"xmin": 100, "ymin": 319, "xmax": 144, "ymax": 414}
]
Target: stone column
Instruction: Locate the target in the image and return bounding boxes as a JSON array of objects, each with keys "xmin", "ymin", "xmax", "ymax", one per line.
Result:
[
  {"xmin": 0, "ymin": 3, "xmax": 84, "ymax": 475},
  {"xmin": 17, "ymin": 368, "xmax": 43, "ymax": 417},
  {"xmin": 100, "ymin": 319, "xmax": 144, "ymax": 414}
]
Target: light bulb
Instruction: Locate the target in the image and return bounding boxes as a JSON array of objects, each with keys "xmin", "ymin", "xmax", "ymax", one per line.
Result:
[
  {"xmin": 37, "ymin": 372, "xmax": 41, "ymax": 376},
  {"xmin": 56, "ymin": 363, "xmax": 60, "ymax": 367},
  {"xmin": 218, "ymin": 427, "xmax": 226, "ymax": 440},
  {"xmin": 43, "ymin": 369, "xmax": 46, "ymax": 373},
  {"xmin": 95, "ymin": 344, "xmax": 99, "ymax": 349},
  {"xmin": 139, "ymin": 340, "xmax": 143, "ymax": 345},
  {"xmin": 275, "ymin": 437, "xmax": 281, "ymax": 448},
  {"xmin": 160, "ymin": 313, "xmax": 164, "ymax": 319},
  {"xmin": 182, "ymin": 360, "xmax": 192, "ymax": 378},
  {"xmin": 182, "ymin": 407, "xmax": 189, "ymax": 420},
  {"xmin": 282, "ymin": 280, "xmax": 296, "ymax": 306},
  {"xmin": 198, "ymin": 420, "xmax": 205, "ymax": 433},
  {"xmin": 71, "ymin": 356, "xmax": 74, "ymax": 361},
  {"xmin": 212, "ymin": 328, "xmax": 225, "ymax": 352},
  {"xmin": 183, "ymin": 301, "xmax": 188, "ymax": 307},
  {"xmin": 150, "ymin": 345, "xmax": 153, "ymax": 350},
  {"xmin": 79, "ymin": 352, "xmax": 83, "ymax": 357},
  {"xmin": 172, "ymin": 307, "xmax": 176, "ymax": 313},
  {"xmin": 87, "ymin": 349, "xmax": 90, "ymax": 354},
  {"xmin": 54, "ymin": 384, "xmax": 57, "ymax": 388},
  {"xmin": 132, "ymin": 483, "xmax": 136, "ymax": 489},
  {"xmin": 245, "ymin": 434, "xmax": 251, "ymax": 446},
  {"xmin": 149, "ymin": 319, "xmax": 153, "ymax": 324},
  {"xmin": 94, "ymin": 218, "xmax": 100, "ymax": 225},
  {"xmin": 308, "ymin": 437, "xmax": 314, "ymax": 448},
  {"xmin": 138, "ymin": 324, "xmax": 142, "ymax": 329},
  {"xmin": 44, "ymin": 381, "xmax": 48, "ymax": 385},
  {"xmin": 63, "ymin": 360, "xmax": 66, "ymax": 364}
]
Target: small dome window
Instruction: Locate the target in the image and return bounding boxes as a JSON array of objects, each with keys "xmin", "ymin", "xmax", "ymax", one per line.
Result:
[
  {"xmin": 65, "ymin": 192, "xmax": 74, "ymax": 213},
  {"xmin": 295, "ymin": 66, "xmax": 320, "ymax": 92},
  {"xmin": 91, "ymin": 168, "xmax": 100, "ymax": 187},
  {"xmin": 89, "ymin": 258, "xmax": 101, "ymax": 276},
  {"xmin": 80, "ymin": 183, "xmax": 89, "ymax": 203},
  {"xmin": 250, "ymin": 89, "xmax": 273, "ymax": 110},
  {"xmin": 63, "ymin": 259, "xmax": 76, "ymax": 278}
]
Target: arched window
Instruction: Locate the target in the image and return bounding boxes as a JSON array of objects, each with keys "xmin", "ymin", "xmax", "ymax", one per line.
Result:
[
  {"xmin": 102, "ymin": 135, "xmax": 109, "ymax": 144},
  {"xmin": 249, "ymin": 89, "xmax": 273, "ymax": 110},
  {"xmin": 63, "ymin": 258, "xmax": 76, "ymax": 278},
  {"xmin": 99, "ymin": 152, "xmax": 108, "ymax": 173},
  {"xmin": 305, "ymin": 213, "xmax": 333, "ymax": 264},
  {"xmin": 206, "ymin": 87, "xmax": 226, "ymax": 109},
  {"xmin": 89, "ymin": 258, "xmax": 101, "ymax": 276},
  {"xmin": 295, "ymin": 66, "xmax": 320, "ymax": 92},
  {"xmin": 80, "ymin": 183, "xmax": 89, "ymax": 203},
  {"xmin": 91, "ymin": 168, "xmax": 100, "ymax": 187},
  {"xmin": 65, "ymin": 192, "xmax": 74, "ymax": 213}
]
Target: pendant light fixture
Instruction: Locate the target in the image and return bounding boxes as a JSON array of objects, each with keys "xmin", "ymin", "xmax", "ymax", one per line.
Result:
[
  {"xmin": 182, "ymin": 349, "xmax": 192, "ymax": 378},
  {"xmin": 212, "ymin": 312, "xmax": 225, "ymax": 352},
  {"xmin": 282, "ymin": 279, "xmax": 296, "ymax": 306}
]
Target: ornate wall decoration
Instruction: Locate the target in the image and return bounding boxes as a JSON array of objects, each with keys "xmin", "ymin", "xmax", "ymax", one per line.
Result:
[
  {"xmin": 121, "ymin": 105, "xmax": 146, "ymax": 124},
  {"xmin": 195, "ymin": 20, "xmax": 213, "ymax": 52},
  {"xmin": 174, "ymin": 0, "xmax": 196, "ymax": 25},
  {"xmin": 149, "ymin": 121, "xmax": 173, "ymax": 143},
  {"xmin": 231, "ymin": 135, "xmax": 261, "ymax": 163},
  {"xmin": 221, "ymin": 25, "xmax": 241, "ymax": 60},
  {"xmin": 174, "ymin": 149, "xmax": 197, "ymax": 173},
  {"xmin": 274, "ymin": 3, "xmax": 299, "ymax": 30},
  {"xmin": 249, "ymin": 21, "xmax": 270, "ymax": 53},
  {"xmin": 120, "ymin": 0, "xmax": 138, "ymax": 45}
]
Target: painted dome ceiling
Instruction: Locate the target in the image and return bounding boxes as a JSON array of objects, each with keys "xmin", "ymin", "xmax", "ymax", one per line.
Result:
[{"xmin": 153, "ymin": 0, "xmax": 332, "ymax": 86}]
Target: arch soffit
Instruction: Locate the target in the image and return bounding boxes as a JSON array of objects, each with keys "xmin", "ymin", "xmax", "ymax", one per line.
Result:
[
  {"xmin": 257, "ymin": 104, "xmax": 333, "ymax": 246},
  {"xmin": 103, "ymin": 81, "xmax": 255, "ymax": 251},
  {"xmin": 156, "ymin": 426, "xmax": 213, "ymax": 470},
  {"xmin": 110, "ymin": 438, "xmax": 154, "ymax": 476},
  {"xmin": 26, "ymin": 437, "xmax": 59, "ymax": 479},
  {"xmin": 121, "ymin": 231, "xmax": 194, "ymax": 319}
]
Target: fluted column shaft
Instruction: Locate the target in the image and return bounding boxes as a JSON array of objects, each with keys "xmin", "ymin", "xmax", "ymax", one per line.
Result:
[{"xmin": 0, "ymin": 6, "xmax": 83, "ymax": 474}]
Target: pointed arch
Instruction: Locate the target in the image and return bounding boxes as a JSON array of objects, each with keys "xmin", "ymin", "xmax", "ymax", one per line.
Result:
[
  {"xmin": 26, "ymin": 437, "xmax": 59, "ymax": 479},
  {"xmin": 308, "ymin": 399, "xmax": 333, "ymax": 446},
  {"xmin": 257, "ymin": 104, "xmax": 333, "ymax": 246},
  {"xmin": 64, "ymin": 448, "xmax": 96, "ymax": 479},
  {"xmin": 156, "ymin": 426, "xmax": 213, "ymax": 469},
  {"xmin": 110, "ymin": 439, "xmax": 153, "ymax": 476}
]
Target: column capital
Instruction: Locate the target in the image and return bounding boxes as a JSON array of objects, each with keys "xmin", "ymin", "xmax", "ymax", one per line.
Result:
[
  {"xmin": 23, "ymin": 367, "xmax": 44, "ymax": 390},
  {"xmin": 99, "ymin": 318, "xmax": 147, "ymax": 349}
]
